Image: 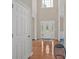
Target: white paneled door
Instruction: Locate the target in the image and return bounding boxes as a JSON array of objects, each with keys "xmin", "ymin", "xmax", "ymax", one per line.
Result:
[
  {"xmin": 12, "ymin": 1, "xmax": 32, "ymax": 59},
  {"xmin": 40, "ymin": 21, "xmax": 55, "ymax": 39}
]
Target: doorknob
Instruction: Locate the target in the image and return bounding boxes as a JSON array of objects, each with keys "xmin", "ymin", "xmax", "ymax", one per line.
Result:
[{"xmin": 28, "ymin": 35, "xmax": 30, "ymax": 38}]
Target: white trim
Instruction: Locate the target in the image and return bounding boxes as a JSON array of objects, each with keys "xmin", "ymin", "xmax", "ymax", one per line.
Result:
[
  {"xmin": 32, "ymin": 0, "xmax": 37, "ymax": 40},
  {"xmin": 58, "ymin": 0, "xmax": 60, "ymax": 41},
  {"xmin": 35, "ymin": 0, "xmax": 37, "ymax": 40},
  {"xmin": 64, "ymin": 0, "xmax": 66, "ymax": 46}
]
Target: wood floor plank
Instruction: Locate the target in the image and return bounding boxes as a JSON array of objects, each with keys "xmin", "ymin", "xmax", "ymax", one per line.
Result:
[{"xmin": 29, "ymin": 39, "xmax": 59, "ymax": 59}]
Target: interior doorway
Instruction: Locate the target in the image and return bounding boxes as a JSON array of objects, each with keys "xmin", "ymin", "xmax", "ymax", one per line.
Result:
[{"xmin": 40, "ymin": 20, "xmax": 55, "ymax": 39}]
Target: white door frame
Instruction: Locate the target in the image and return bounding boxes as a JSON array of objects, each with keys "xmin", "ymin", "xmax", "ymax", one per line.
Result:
[
  {"xmin": 32, "ymin": 0, "xmax": 38, "ymax": 40},
  {"xmin": 58, "ymin": 0, "xmax": 60, "ymax": 41}
]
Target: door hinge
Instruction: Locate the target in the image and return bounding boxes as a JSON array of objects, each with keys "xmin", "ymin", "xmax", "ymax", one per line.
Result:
[
  {"xmin": 12, "ymin": 33, "xmax": 13, "ymax": 38},
  {"xmin": 12, "ymin": 4, "xmax": 14, "ymax": 8}
]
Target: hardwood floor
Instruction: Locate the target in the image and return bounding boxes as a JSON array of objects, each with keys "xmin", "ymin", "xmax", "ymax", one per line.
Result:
[{"xmin": 29, "ymin": 39, "xmax": 60, "ymax": 59}]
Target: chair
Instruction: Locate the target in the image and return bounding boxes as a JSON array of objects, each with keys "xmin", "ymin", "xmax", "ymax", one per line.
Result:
[{"xmin": 54, "ymin": 44, "xmax": 66, "ymax": 59}]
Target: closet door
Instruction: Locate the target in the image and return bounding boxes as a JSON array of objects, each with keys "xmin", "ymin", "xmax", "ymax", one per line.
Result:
[{"xmin": 12, "ymin": 1, "xmax": 32, "ymax": 59}]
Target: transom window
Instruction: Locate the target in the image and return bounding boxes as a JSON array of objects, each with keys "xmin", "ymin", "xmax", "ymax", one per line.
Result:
[{"xmin": 42, "ymin": 0, "xmax": 54, "ymax": 8}]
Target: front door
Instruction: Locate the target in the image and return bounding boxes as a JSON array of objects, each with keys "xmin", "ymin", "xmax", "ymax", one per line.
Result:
[{"xmin": 40, "ymin": 21, "xmax": 55, "ymax": 39}]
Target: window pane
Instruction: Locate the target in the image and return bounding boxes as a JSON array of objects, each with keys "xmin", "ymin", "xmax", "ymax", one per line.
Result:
[
  {"xmin": 50, "ymin": 0, "xmax": 53, "ymax": 7},
  {"xmin": 42, "ymin": 0, "xmax": 53, "ymax": 8}
]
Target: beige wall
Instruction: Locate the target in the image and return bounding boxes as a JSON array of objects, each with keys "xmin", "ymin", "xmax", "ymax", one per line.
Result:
[
  {"xmin": 37, "ymin": 0, "xmax": 58, "ymax": 21},
  {"xmin": 37, "ymin": 0, "xmax": 58, "ymax": 38},
  {"xmin": 60, "ymin": 17, "xmax": 64, "ymax": 31}
]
